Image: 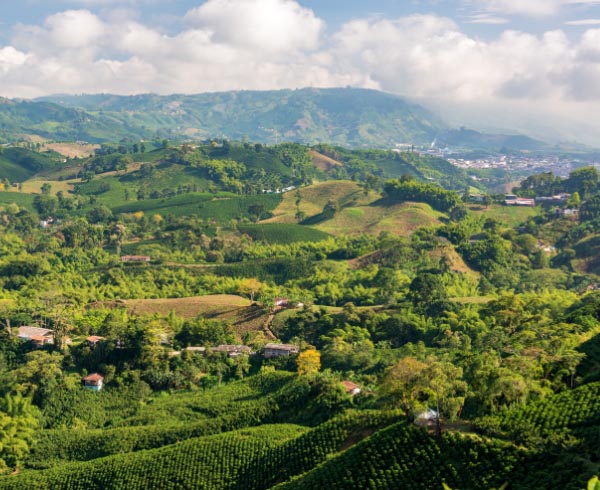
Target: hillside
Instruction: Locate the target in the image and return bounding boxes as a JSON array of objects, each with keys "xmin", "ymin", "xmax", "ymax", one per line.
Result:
[
  {"xmin": 35, "ymin": 88, "xmax": 445, "ymax": 147},
  {"xmin": 0, "ymin": 99, "xmax": 150, "ymax": 143},
  {"xmin": 435, "ymin": 127, "xmax": 550, "ymax": 152}
]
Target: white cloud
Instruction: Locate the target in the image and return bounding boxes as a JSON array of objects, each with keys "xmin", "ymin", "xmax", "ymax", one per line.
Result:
[
  {"xmin": 468, "ymin": 0, "xmax": 600, "ymax": 17},
  {"xmin": 1, "ymin": 2, "xmax": 600, "ymax": 143},
  {"xmin": 464, "ymin": 14, "xmax": 510, "ymax": 24},
  {"xmin": 184, "ymin": 0, "xmax": 324, "ymax": 55},
  {"xmin": 566, "ymin": 18, "xmax": 600, "ymax": 25},
  {"xmin": 468, "ymin": 0, "xmax": 563, "ymax": 17}
]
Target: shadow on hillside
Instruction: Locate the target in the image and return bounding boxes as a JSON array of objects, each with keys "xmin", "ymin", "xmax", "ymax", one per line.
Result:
[
  {"xmin": 368, "ymin": 197, "xmax": 398, "ymax": 207},
  {"xmin": 577, "ymin": 333, "xmax": 600, "ymax": 383},
  {"xmin": 301, "ymin": 212, "xmax": 331, "ymax": 225}
]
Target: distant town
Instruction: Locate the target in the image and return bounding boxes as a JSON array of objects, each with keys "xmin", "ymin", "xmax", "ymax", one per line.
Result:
[{"xmin": 419, "ymin": 148, "xmax": 598, "ymax": 178}]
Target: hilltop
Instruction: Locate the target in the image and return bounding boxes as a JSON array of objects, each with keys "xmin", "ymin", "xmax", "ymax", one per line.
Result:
[{"xmin": 36, "ymin": 88, "xmax": 446, "ymax": 148}]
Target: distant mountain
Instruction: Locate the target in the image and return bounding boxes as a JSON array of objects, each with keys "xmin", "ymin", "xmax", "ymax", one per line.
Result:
[
  {"xmin": 0, "ymin": 98, "xmax": 147, "ymax": 143},
  {"xmin": 35, "ymin": 88, "xmax": 446, "ymax": 147},
  {"xmin": 434, "ymin": 127, "xmax": 550, "ymax": 152},
  {"xmin": 0, "ymin": 89, "xmax": 553, "ymax": 151}
]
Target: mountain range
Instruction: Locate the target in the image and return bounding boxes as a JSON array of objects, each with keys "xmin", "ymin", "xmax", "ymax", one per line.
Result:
[{"xmin": 0, "ymin": 88, "xmax": 549, "ymax": 151}]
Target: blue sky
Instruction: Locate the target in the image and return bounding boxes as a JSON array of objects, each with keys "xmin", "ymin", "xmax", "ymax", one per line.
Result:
[
  {"xmin": 5, "ymin": 0, "xmax": 600, "ymax": 37},
  {"xmin": 2, "ymin": 0, "xmax": 600, "ymax": 142}
]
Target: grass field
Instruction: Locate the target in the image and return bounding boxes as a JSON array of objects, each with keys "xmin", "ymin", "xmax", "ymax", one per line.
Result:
[
  {"xmin": 469, "ymin": 203, "xmax": 539, "ymax": 227},
  {"xmin": 0, "ymin": 191, "xmax": 36, "ymax": 210},
  {"xmin": 18, "ymin": 179, "xmax": 77, "ymax": 195},
  {"xmin": 265, "ymin": 181, "xmax": 372, "ymax": 224},
  {"xmin": 316, "ymin": 201, "xmax": 444, "ymax": 237},
  {"xmin": 117, "ymin": 295, "xmax": 269, "ymax": 337},
  {"xmin": 43, "ymin": 142, "xmax": 99, "ymax": 158},
  {"xmin": 113, "ymin": 193, "xmax": 282, "ymax": 222},
  {"xmin": 238, "ymin": 223, "xmax": 330, "ymax": 244},
  {"xmin": 309, "ymin": 150, "xmax": 342, "ymax": 171}
]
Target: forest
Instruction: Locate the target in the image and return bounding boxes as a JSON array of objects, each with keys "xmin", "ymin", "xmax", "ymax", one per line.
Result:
[{"xmin": 0, "ymin": 137, "xmax": 599, "ymax": 488}]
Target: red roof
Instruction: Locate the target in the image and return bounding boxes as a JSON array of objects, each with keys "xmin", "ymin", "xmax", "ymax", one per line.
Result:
[
  {"xmin": 83, "ymin": 373, "xmax": 104, "ymax": 382},
  {"xmin": 341, "ymin": 380, "xmax": 360, "ymax": 393},
  {"xmin": 87, "ymin": 336, "xmax": 105, "ymax": 343}
]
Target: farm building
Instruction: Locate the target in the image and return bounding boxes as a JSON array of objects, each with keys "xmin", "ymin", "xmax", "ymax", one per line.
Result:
[
  {"xmin": 87, "ymin": 336, "xmax": 105, "ymax": 347},
  {"xmin": 17, "ymin": 326, "xmax": 54, "ymax": 346},
  {"xmin": 504, "ymin": 196, "xmax": 535, "ymax": 207},
  {"xmin": 211, "ymin": 345, "xmax": 253, "ymax": 358},
  {"xmin": 83, "ymin": 373, "xmax": 104, "ymax": 391},
  {"xmin": 263, "ymin": 343, "xmax": 299, "ymax": 358},
  {"xmin": 341, "ymin": 380, "xmax": 361, "ymax": 396},
  {"xmin": 120, "ymin": 255, "xmax": 151, "ymax": 263}
]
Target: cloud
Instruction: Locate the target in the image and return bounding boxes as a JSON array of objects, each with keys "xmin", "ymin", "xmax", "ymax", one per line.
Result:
[
  {"xmin": 464, "ymin": 14, "xmax": 510, "ymax": 24},
  {"xmin": 0, "ymin": 0, "xmax": 339, "ymax": 97},
  {"xmin": 184, "ymin": 0, "xmax": 324, "ymax": 55},
  {"xmin": 566, "ymin": 18, "xmax": 600, "ymax": 25},
  {"xmin": 0, "ymin": 1, "xmax": 599, "ymax": 120},
  {"xmin": 467, "ymin": 0, "xmax": 600, "ymax": 17},
  {"xmin": 467, "ymin": 0, "xmax": 563, "ymax": 17},
  {"xmin": 329, "ymin": 15, "xmax": 575, "ymax": 102}
]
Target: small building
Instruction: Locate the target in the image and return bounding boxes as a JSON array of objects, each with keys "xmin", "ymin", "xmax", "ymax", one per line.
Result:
[
  {"xmin": 211, "ymin": 345, "xmax": 252, "ymax": 358},
  {"xmin": 468, "ymin": 194, "xmax": 486, "ymax": 203},
  {"xmin": 274, "ymin": 298, "xmax": 290, "ymax": 308},
  {"xmin": 18, "ymin": 326, "xmax": 54, "ymax": 346},
  {"xmin": 83, "ymin": 373, "xmax": 104, "ymax": 392},
  {"xmin": 120, "ymin": 255, "xmax": 151, "ymax": 263},
  {"xmin": 274, "ymin": 298, "xmax": 303, "ymax": 309},
  {"xmin": 184, "ymin": 346, "xmax": 207, "ymax": 354},
  {"xmin": 341, "ymin": 380, "xmax": 361, "ymax": 396},
  {"xmin": 505, "ymin": 197, "xmax": 535, "ymax": 207},
  {"xmin": 87, "ymin": 336, "xmax": 105, "ymax": 347},
  {"xmin": 415, "ymin": 408, "xmax": 440, "ymax": 427},
  {"xmin": 263, "ymin": 343, "xmax": 299, "ymax": 358}
]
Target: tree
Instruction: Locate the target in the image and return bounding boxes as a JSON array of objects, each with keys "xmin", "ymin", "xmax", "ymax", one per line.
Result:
[
  {"xmin": 569, "ymin": 191, "xmax": 581, "ymax": 208},
  {"xmin": 0, "ymin": 394, "xmax": 39, "ymax": 473},
  {"xmin": 322, "ymin": 199, "xmax": 338, "ymax": 219},
  {"xmin": 248, "ymin": 203, "xmax": 266, "ymax": 222},
  {"xmin": 238, "ymin": 278, "xmax": 263, "ymax": 303},
  {"xmin": 449, "ymin": 205, "xmax": 468, "ymax": 222},
  {"xmin": 423, "ymin": 360, "xmax": 467, "ymax": 434},
  {"xmin": 380, "ymin": 357, "xmax": 428, "ymax": 413},
  {"xmin": 33, "ymin": 195, "xmax": 58, "ymax": 219},
  {"xmin": 297, "ymin": 349, "xmax": 321, "ymax": 376},
  {"xmin": 40, "ymin": 183, "xmax": 52, "ymax": 195}
]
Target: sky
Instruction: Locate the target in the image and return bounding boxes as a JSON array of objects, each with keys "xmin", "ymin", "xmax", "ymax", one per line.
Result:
[{"xmin": 2, "ymin": 0, "xmax": 600, "ymax": 142}]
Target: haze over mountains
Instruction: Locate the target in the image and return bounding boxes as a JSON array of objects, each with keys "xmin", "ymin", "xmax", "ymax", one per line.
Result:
[{"xmin": 0, "ymin": 88, "xmax": 551, "ymax": 151}]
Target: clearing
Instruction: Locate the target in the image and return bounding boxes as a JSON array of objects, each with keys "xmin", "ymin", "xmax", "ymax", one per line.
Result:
[
  {"xmin": 316, "ymin": 201, "xmax": 444, "ymax": 237},
  {"xmin": 310, "ymin": 150, "xmax": 343, "ymax": 171},
  {"xmin": 116, "ymin": 295, "xmax": 272, "ymax": 338}
]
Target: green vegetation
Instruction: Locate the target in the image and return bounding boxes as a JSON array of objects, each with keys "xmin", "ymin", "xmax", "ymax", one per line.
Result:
[
  {"xmin": 1, "ymin": 135, "xmax": 600, "ymax": 489},
  {"xmin": 238, "ymin": 224, "xmax": 330, "ymax": 244},
  {"xmin": 35, "ymin": 88, "xmax": 446, "ymax": 147}
]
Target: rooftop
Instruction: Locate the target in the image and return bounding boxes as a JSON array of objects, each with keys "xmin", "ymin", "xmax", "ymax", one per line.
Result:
[
  {"xmin": 17, "ymin": 326, "xmax": 53, "ymax": 338},
  {"xmin": 264, "ymin": 343, "xmax": 298, "ymax": 351}
]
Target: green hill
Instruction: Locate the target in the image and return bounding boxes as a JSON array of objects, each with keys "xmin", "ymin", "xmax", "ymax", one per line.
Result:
[
  {"xmin": 37, "ymin": 88, "xmax": 446, "ymax": 147},
  {"xmin": 0, "ymin": 147, "xmax": 61, "ymax": 182},
  {"xmin": 436, "ymin": 128, "xmax": 549, "ymax": 152},
  {"xmin": 0, "ymin": 99, "xmax": 149, "ymax": 143}
]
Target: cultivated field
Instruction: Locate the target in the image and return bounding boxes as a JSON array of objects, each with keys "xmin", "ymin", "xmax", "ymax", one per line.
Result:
[
  {"xmin": 43, "ymin": 142, "xmax": 100, "ymax": 159},
  {"xmin": 118, "ymin": 295, "xmax": 271, "ymax": 336},
  {"xmin": 316, "ymin": 201, "xmax": 444, "ymax": 237}
]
